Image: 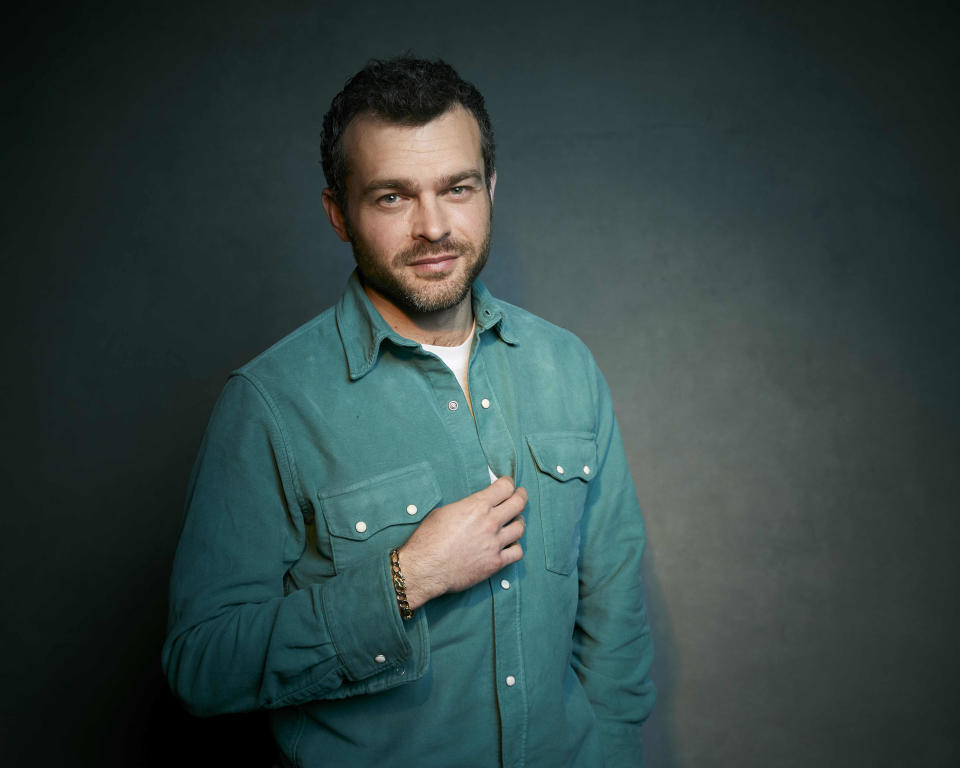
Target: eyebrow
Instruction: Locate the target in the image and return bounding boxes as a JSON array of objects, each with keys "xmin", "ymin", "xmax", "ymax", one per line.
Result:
[{"xmin": 362, "ymin": 169, "xmax": 484, "ymax": 197}]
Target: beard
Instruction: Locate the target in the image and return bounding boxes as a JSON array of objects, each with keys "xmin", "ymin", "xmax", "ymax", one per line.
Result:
[{"xmin": 349, "ymin": 216, "xmax": 492, "ymax": 315}]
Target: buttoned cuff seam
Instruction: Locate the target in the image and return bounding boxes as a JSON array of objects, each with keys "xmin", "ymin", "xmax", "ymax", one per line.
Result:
[
  {"xmin": 265, "ymin": 665, "xmax": 351, "ymax": 709},
  {"xmin": 320, "ymin": 551, "xmax": 413, "ymax": 682}
]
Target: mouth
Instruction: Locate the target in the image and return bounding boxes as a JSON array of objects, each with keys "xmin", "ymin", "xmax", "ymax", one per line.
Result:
[{"xmin": 408, "ymin": 254, "xmax": 459, "ymax": 272}]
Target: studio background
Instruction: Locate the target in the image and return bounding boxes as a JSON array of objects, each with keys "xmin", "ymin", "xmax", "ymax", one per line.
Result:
[{"xmin": 3, "ymin": 1, "xmax": 958, "ymax": 766}]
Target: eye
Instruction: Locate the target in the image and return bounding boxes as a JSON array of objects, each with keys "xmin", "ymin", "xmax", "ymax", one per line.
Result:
[
  {"xmin": 379, "ymin": 193, "xmax": 401, "ymax": 205},
  {"xmin": 448, "ymin": 185, "xmax": 473, "ymax": 197}
]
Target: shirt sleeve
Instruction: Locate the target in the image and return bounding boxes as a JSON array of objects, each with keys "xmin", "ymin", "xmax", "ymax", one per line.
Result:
[
  {"xmin": 571, "ymin": 362, "xmax": 657, "ymax": 767},
  {"xmin": 161, "ymin": 374, "xmax": 423, "ymax": 716}
]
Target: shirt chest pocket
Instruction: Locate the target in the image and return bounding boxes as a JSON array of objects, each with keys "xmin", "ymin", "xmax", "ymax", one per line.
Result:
[
  {"xmin": 526, "ymin": 432, "xmax": 598, "ymax": 576},
  {"xmin": 318, "ymin": 461, "xmax": 442, "ymax": 574}
]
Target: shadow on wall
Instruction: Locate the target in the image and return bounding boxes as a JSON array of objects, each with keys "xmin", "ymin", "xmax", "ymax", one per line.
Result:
[{"xmin": 644, "ymin": 547, "xmax": 680, "ymax": 768}]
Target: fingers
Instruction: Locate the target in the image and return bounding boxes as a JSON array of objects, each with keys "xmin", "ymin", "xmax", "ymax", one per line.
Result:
[
  {"xmin": 476, "ymin": 475, "xmax": 515, "ymax": 505},
  {"xmin": 490, "ymin": 485, "xmax": 528, "ymax": 526},
  {"xmin": 499, "ymin": 541, "xmax": 523, "ymax": 566},
  {"xmin": 497, "ymin": 515, "xmax": 525, "ymax": 547}
]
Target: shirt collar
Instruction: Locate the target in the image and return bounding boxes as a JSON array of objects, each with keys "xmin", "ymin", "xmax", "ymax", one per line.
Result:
[{"xmin": 336, "ymin": 269, "xmax": 518, "ymax": 381}]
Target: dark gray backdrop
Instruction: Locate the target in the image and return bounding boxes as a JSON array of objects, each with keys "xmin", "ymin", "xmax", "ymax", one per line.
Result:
[{"xmin": 3, "ymin": 1, "xmax": 958, "ymax": 766}]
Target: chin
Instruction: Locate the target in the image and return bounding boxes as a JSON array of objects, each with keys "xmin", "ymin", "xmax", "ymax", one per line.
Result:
[{"xmin": 401, "ymin": 281, "xmax": 473, "ymax": 314}]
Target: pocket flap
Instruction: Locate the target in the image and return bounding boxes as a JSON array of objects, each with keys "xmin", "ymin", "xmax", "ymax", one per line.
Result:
[
  {"xmin": 526, "ymin": 432, "xmax": 598, "ymax": 483},
  {"xmin": 319, "ymin": 461, "xmax": 442, "ymax": 541}
]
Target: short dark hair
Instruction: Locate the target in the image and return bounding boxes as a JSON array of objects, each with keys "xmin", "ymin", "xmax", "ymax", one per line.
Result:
[{"xmin": 321, "ymin": 57, "xmax": 495, "ymax": 211}]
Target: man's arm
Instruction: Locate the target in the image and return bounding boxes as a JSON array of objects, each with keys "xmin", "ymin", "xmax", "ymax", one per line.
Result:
[
  {"xmin": 571, "ymin": 363, "xmax": 657, "ymax": 767},
  {"xmin": 162, "ymin": 374, "xmax": 526, "ymax": 716},
  {"xmin": 162, "ymin": 374, "xmax": 414, "ymax": 715}
]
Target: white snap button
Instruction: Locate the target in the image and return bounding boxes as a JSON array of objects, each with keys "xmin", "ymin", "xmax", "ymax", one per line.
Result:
[
  {"xmin": 501, "ymin": 579, "xmax": 510, "ymax": 590},
  {"xmin": 374, "ymin": 654, "xmax": 386, "ymax": 663},
  {"xmin": 505, "ymin": 675, "xmax": 516, "ymax": 687},
  {"xmin": 583, "ymin": 465, "xmax": 591, "ymax": 475},
  {"xmin": 355, "ymin": 521, "xmax": 367, "ymax": 533},
  {"xmin": 556, "ymin": 465, "xmax": 565, "ymax": 475},
  {"xmin": 448, "ymin": 400, "xmax": 459, "ymax": 411},
  {"xmin": 406, "ymin": 504, "xmax": 418, "ymax": 515},
  {"xmin": 481, "ymin": 398, "xmax": 491, "ymax": 409}
]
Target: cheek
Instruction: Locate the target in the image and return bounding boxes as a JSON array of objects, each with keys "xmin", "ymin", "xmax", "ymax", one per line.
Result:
[
  {"xmin": 354, "ymin": 214, "xmax": 408, "ymax": 253},
  {"xmin": 456, "ymin": 203, "xmax": 491, "ymax": 237}
]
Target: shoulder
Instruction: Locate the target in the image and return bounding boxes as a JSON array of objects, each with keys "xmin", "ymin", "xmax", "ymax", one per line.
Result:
[
  {"xmin": 233, "ymin": 304, "xmax": 342, "ymax": 385},
  {"xmin": 497, "ymin": 298, "xmax": 597, "ymax": 368},
  {"xmin": 493, "ymin": 298, "xmax": 612, "ymax": 419}
]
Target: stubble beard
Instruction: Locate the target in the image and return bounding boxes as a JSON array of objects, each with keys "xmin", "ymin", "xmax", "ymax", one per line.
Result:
[{"xmin": 349, "ymin": 215, "xmax": 492, "ymax": 315}]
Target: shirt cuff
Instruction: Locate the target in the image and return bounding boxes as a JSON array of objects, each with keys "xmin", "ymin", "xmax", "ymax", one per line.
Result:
[{"xmin": 320, "ymin": 549, "xmax": 427, "ymax": 683}]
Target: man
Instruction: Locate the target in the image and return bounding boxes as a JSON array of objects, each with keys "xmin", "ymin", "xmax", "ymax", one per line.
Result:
[{"xmin": 163, "ymin": 57, "xmax": 655, "ymax": 767}]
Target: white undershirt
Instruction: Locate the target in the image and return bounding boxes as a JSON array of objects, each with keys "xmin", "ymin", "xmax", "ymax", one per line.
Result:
[
  {"xmin": 421, "ymin": 330, "xmax": 498, "ymax": 484},
  {"xmin": 421, "ymin": 334, "xmax": 472, "ymax": 396}
]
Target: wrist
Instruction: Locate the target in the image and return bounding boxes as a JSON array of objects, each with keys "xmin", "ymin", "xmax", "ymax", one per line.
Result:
[
  {"xmin": 395, "ymin": 545, "xmax": 441, "ymax": 610},
  {"xmin": 390, "ymin": 547, "xmax": 415, "ymax": 619}
]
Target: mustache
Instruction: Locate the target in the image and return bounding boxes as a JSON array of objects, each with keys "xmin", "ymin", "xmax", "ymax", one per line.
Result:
[{"xmin": 395, "ymin": 238, "xmax": 474, "ymax": 265}]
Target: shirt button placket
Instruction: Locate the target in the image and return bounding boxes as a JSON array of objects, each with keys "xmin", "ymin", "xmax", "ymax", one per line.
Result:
[{"xmin": 472, "ymin": 346, "xmax": 524, "ymax": 764}]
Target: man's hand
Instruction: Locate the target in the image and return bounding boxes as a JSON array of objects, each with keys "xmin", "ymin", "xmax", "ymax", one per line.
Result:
[{"xmin": 397, "ymin": 476, "xmax": 527, "ymax": 610}]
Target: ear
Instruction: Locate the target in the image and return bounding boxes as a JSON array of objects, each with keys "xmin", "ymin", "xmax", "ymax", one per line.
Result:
[
  {"xmin": 321, "ymin": 189, "xmax": 351, "ymax": 242},
  {"xmin": 488, "ymin": 171, "xmax": 497, "ymax": 203}
]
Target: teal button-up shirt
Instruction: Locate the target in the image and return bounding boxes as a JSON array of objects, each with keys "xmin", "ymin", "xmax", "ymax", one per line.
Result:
[{"xmin": 163, "ymin": 272, "xmax": 655, "ymax": 767}]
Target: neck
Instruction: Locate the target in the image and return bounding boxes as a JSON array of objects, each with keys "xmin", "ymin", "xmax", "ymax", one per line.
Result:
[{"xmin": 363, "ymin": 284, "xmax": 475, "ymax": 346}]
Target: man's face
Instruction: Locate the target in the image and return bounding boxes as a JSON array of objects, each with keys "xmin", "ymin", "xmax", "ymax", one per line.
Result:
[{"xmin": 329, "ymin": 106, "xmax": 495, "ymax": 315}]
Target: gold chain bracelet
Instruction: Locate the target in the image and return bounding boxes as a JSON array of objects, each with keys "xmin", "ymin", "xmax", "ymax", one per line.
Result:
[{"xmin": 390, "ymin": 548, "xmax": 414, "ymax": 620}]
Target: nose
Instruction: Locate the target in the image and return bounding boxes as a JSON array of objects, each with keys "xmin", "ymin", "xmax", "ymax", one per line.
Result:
[{"xmin": 412, "ymin": 195, "xmax": 450, "ymax": 244}]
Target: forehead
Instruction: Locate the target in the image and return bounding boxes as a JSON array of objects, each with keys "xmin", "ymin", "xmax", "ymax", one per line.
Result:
[{"xmin": 342, "ymin": 107, "xmax": 484, "ymax": 189}]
